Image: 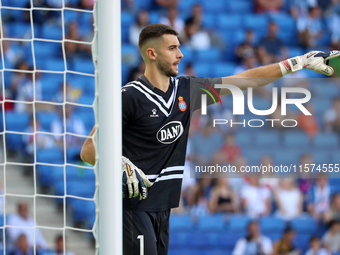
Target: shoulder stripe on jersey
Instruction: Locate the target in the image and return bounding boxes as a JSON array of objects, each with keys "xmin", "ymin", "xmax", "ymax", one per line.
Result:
[
  {"xmin": 131, "ymin": 81, "xmax": 178, "ymax": 109},
  {"xmin": 124, "ymin": 84, "xmax": 171, "ymax": 117}
]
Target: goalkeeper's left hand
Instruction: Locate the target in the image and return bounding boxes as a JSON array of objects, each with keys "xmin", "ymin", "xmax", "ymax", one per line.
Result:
[
  {"xmin": 279, "ymin": 50, "xmax": 340, "ymax": 76},
  {"xmin": 122, "ymin": 156, "xmax": 152, "ymax": 200}
]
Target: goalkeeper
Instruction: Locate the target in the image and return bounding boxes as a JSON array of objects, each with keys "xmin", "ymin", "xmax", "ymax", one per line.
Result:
[{"xmin": 80, "ymin": 23, "xmax": 340, "ymax": 255}]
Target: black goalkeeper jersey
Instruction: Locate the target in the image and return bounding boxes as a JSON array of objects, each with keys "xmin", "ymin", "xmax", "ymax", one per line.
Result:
[{"xmin": 122, "ymin": 74, "xmax": 221, "ymax": 211}]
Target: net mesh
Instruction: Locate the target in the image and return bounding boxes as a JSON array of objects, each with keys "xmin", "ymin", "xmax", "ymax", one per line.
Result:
[{"xmin": 0, "ymin": 0, "xmax": 97, "ymax": 254}]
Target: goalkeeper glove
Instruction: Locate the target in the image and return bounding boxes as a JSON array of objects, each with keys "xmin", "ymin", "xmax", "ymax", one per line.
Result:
[
  {"xmin": 122, "ymin": 156, "xmax": 152, "ymax": 200},
  {"xmin": 279, "ymin": 50, "xmax": 340, "ymax": 76}
]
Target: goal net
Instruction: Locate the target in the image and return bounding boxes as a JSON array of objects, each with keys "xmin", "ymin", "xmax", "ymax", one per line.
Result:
[{"xmin": 0, "ymin": 0, "xmax": 98, "ymax": 254}]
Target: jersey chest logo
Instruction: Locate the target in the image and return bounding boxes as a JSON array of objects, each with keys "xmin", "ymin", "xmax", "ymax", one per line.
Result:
[
  {"xmin": 156, "ymin": 121, "xmax": 184, "ymax": 144},
  {"xmin": 178, "ymin": 96, "xmax": 187, "ymax": 112}
]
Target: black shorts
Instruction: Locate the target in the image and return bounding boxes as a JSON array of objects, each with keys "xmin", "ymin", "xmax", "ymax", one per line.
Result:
[{"xmin": 123, "ymin": 209, "xmax": 171, "ymax": 255}]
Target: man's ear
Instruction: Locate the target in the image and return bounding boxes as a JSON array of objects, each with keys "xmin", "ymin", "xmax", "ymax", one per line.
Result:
[{"xmin": 146, "ymin": 47, "xmax": 157, "ymax": 61}]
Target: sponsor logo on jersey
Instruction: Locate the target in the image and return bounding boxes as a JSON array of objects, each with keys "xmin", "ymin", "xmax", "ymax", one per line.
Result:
[
  {"xmin": 156, "ymin": 121, "xmax": 184, "ymax": 144},
  {"xmin": 178, "ymin": 96, "xmax": 187, "ymax": 112},
  {"xmin": 150, "ymin": 108, "xmax": 159, "ymax": 117}
]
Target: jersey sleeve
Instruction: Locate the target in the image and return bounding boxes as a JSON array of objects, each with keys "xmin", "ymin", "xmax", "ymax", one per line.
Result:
[
  {"xmin": 187, "ymin": 76, "xmax": 223, "ymax": 112},
  {"xmin": 122, "ymin": 87, "xmax": 136, "ymax": 129}
]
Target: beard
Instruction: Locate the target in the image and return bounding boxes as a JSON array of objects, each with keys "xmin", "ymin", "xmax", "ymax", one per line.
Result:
[{"xmin": 156, "ymin": 57, "xmax": 178, "ymax": 77}]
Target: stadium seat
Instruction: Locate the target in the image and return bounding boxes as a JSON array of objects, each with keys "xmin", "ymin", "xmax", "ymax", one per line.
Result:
[
  {"xmin": 212, "ymin": 62, "xmax": 236, "ymax": 77},
  {"xmin": 311, "ymin": 150, "xmax": 331, "ymax": 165},
  {"xmin": 66, "ymin": 179, "xmax": 95, "ymax": 198},
  {"xmin": 202, "ymin": 14, "xmax": 216, "ymax": 29},
  {"xmin": 121, "ymin": 44, "xmax": 140, "ymax": 67},
  {"xmin": 169, "ymin": 215, "xmax": 194, "ymax": 232},
  {"xmin": 293, "ymin": 234, "xmax": 311, "ymax": 251},
  {"xmin": 37, "ymin": 164, "xmax": 62, "ymax": 186},
  {"xmin": 254, "ymin": 131, "xmax": 280, "ymax": 147},
  {"xmin": 6, "ymin": 133, "xmax": 25, "ymax": 152},
  {"xmin": 274, "ymin": 149, "xmax": 302, "ymax": 166},
  {"xmin": 218, "ymin": 232, "xmax": 245, "ymax": 249},
  {"xmin": 217, "ymin": 15, "xmax": 242, "ymax": 31},
  {"xmin": 312, "ymin": 83, "xmax": 340, "ymax": 98},
  {"xmin": 235, "ymin": 131, "xmax": 253, "ymax": 147},
  {"xmin": 74, "ymin": 59, "xmax": 95, "ymax": 74},
  {"xmin": 64, "ymin": 10, "xmax": 79, "ymax": 23},
  {"xmin": 331, "ymin": 150, "xmax": 340, "ymax": 164},
  {"xmin": 134, "ymin": 0, "xmax": 152, "ymax": 10},
  {"xmin": 194, "ymin": 63, "xmax": 212, "ymax": 77},
  {"xmin": 196, "ymin": 48, "xmax": 222, "ymax": 62},
  {"xmin": 270, "ymin": 14, "xmax": 296, "ymax": 33},
  {"xmin": 259, "ymin": 216, "xmax": 286, "ymax": 234},
  {"xmin": 9, "ymin": 23, "xmax": 32, "ymax": 39},
  {"xmin": 311, "ymin": 98, "xmax": 332, "ymax": 115},
  {"xmin": 288, "ymin": 47, "xmax": 303, "ymax": 58},
  {"xmin": 169, "ymin": 232, "xmax": 189, "ymax": 248},
  {"xmin": 2, "ymin": 0, "xmax": 29, "ymax": 7},
  {"xmin": 313, "ymin": 133, "xmax": 338, "ymax": 149},
  {"xmin": 291, "ymin": 217, "xmax": 317, "ymax": 234},
  {"xmin": 42, "ymin": 24, "xmax": 63, "ymax": 40},
  {"xmin": 71, "ymin": 199, "xmax": 96, "ymax": 223},
  {"xmin": 121, "ymin": 12, "xmax": 134, "ymax": 29},
  {"xmin": 283, "ymin": 132, "xmax": 309, "ymax": 148},
  {"xmin": 228, "ymin": 1, "xmax": 253, "ymax": 13},
  {"xmin": 197, "ymin": 214, "xmax": 225, "ymax": 232},
  {"xmin": 178, "ymin": 0, "xmax": 198, "ymax": 12},
  {"xmin": 36, "ymin": 111, "xmax": 60, "ymax": 130},
  {"xmin": 244, "ymin": 14, "xmax": 268, "ymax": 33},
  {"xmin": 5, "ymin": 112, "xmax": 30, "ymax": 132},
  {"xmin": 202, "ymin": 0, "xmax": 226, "ymax": 13},
  {"xmin": 44, "ymin": 59, "xmax": 66, "ymax": 72},
  {"xmin": 186, "ymin": 232, "xmax": 218, "ymax": 249},
  {"xmin": 36, "ymin": 148, "xmax": 64, "ymax": 164},
  {"xmin": 34, "ymin": 41, "xmax": 62, "ymax": 59},
  {"xmin": 227, "ymin": 215, "xmax": 251, "ymax": 232}
]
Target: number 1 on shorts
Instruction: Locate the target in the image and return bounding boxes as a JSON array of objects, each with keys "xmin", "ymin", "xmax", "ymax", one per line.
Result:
[{"xmin": 137, "ymin": 235, "xmax": 144, "ymax": 255}]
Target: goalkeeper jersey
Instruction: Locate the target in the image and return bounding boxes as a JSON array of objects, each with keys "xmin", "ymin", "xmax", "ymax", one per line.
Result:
[{"xmin": 122, "ymin": 74, "xmax": 221, "ymax": 211}]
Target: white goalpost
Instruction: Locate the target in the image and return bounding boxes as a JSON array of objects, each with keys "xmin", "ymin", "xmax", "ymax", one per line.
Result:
[
  {"xmin": 0, "ymin": 0, "xmax": 122, "ymax": 254},
  {"xmin": 95, "ymin": 0, "xmax": 122, "ymax": 254}
]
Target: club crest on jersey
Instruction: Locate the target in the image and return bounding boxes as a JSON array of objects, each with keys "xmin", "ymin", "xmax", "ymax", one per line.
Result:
[
  {"xmin": 156, "ymin": 121, "xmax": 184, "ymax": 144},
  {"xmin": 178, "ymin": 96, "xmax": 187, "ymax": 112},
  {"xmin": 150, "ymin": 108, "xmax": 159, "ymax": 117}
]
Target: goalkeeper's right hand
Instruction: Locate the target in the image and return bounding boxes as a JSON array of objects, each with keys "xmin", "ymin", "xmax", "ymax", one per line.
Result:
[{"xmin": 122, "ymin": 156, "xmax": 152, "ymax": 200}]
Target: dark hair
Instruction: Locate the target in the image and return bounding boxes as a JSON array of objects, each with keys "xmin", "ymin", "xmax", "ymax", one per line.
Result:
[
  {"xmin": 138, "ymin": 23, "xmax": 178, "ymax": 49},
  {"xmin": 309, "ymin": 236, "xmax": 319, "ymax": 243}
]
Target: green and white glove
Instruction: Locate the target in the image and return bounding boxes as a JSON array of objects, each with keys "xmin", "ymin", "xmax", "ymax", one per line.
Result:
[
  {"xmin": 279, "ymin": 50, "xmax": 340, "ymax": 76},
  {"xmin": 122, "ymin": 156, "xmax": 152, "ymax": 200}
]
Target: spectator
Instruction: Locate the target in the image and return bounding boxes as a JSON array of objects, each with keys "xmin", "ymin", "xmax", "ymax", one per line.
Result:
[
  {"xmin": 297, "ymin": 6, "xmax": 323, "ymax": 48},
  {"xmin": 213, "ymin": 133, "xmax": 241, "ymax": 165},
  {"xmin": 273, "ymin": 226, "xmax": 299, "ymax": 255},
  {"xmin": 305, "ymin": 236, "xmax": 331, "ymax": 255},
  {"xmin": 188, "ymin": 178, "xmax": 211, "ymax": 217},
  {"xmin": 258, "ymin": 21, "xmax": 287, "ymax": 64},
  {"xmin": 7, "ymin": 203, "xmax": 47, "ymax": 249},
  {"xmin": 274, "ymin": 179, "xmax": 303, "ymax": 220},
  {"xmin": 53, "ymin": 82, "xmax": 82, "ymax": 103},
  {"xmin": 178, "ymin": 17, "xmax": 211, "ymax": 50},
  {"xmin": 10, "ymin": 62, "xmax": 30, "ymax": 101},
  {"xmin": 297, "ymin": 154, "xmax": 314, "ymax": 195},
  {"xmin": 49, "ymin": 235, "xmax": 74, "ymax": 255},
  {"xmin": 297, "ymin": 104, "xmax": 319, "ymax": 138},
  {"xmin": 260, "ymin": 155, "xmax": 279, "ymax": 190},
  {"xmin": 322, "ymin": 220, "xmax": 340, "ymax": 254},
  {"xmin": 255, "ymin": 0, "xmax": 283, "ymax": 13},
  {"xmin": 153, "ymin": 0, "xmax": 177, "ymax": 9},
  {"xmin": 191, "ymin": 3, "xmax": 203, "ymax": 28},
  {"xmin": 208, "ymin": 178, "xmax": 238, "ymax": 214},
  {"xmin": 324, "ymin": 193, "xmax": 340, "ymax": 224},
  {"xmin": 127, "ymin": 60, "xmax": 146, "ymax": 82},
  {"xmin": 324, "ymin": 98, "xmax": 340, "ymax": 133},
  {"xmin": 15, "ymin": 70, "xmax": 42, "ymax": 113},
  {"xmin": 129, "ymin": 10, "xmax": 150, "ymax": 47},
  {"xmin": 290, "ymin": 0, "xmax": 317, "ymax": 20},
  {"xmin": 22, "ymin": 118, "xmax": 55, "ymax": 161},
  {"xmin": 307, "ymin": 177, "xmax": 332, "ymax": 221},
  {"xmin": 10, "ymin": 234, "xmax": 35, "ymax": 255},
  {"xmin": 241, "ymin": 178, "xmax": 271, "ymax": 217},
  {"xmin": 234, "ymin": 51, "xmax": 259, "ymax": 74},
  {"xmin": 190, "ymin": 119, "xmax": 224, "ymax": 166},
  {"xmin": 160, "ymin": 7, "xmax": 184, "ymax": 34},
  {"xmin": 235, "ymin": 30, "xmax": 257, "ymax": 64},
  {"xmin": 232, "ymin": 221, "xmax": 273, "ymax": 255},
  {"xmin": 181, "ymin": 63, "xmax": 195, "ymax": 76},
  {"xmin": 1, "ymin": 25, "xmax": 19, "ymax": 69},
  {"xmin": 65, "ymin": 22, "xmax": 83, "ymax": 60},
  {"xmin": 51, "ymin": 104, "xmax": 86, "ymax": 147}
]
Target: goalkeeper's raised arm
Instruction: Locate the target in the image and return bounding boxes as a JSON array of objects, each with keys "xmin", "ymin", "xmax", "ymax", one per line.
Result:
[{"xmin": 218, "ymin": 50, "xmax": 340, "ymax": 95}]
